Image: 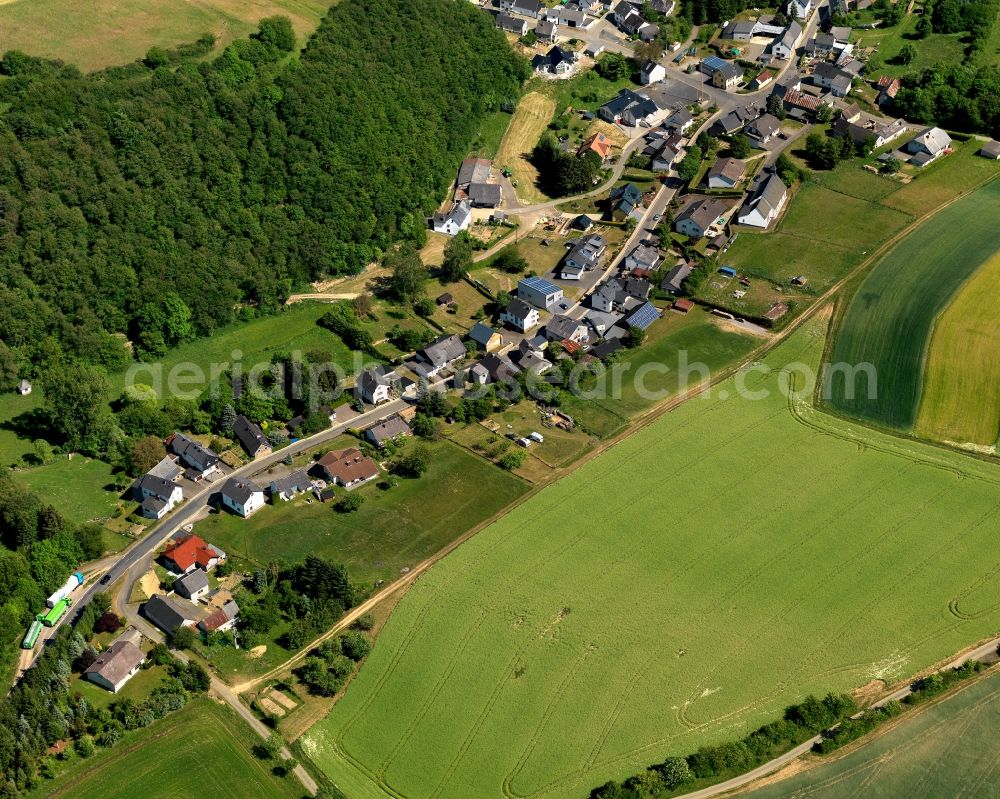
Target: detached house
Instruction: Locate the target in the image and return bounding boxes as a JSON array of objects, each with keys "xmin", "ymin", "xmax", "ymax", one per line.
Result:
[
  {"xmin": 813, "ymin": 62, "xmax": 852, "ymax": 97},
  {"xmin": 199, "ymin": 600, "xmax": 240, "ymax": 634},
  {"xmin": 707, "ymin": 157, "xmax": 745, "ymax": 189},
  {"xmin": 233, "ymin": 415, "xmax": 271, "ymax": 460},
  {"xmin": 598, "ymin": 89, "xmax": 659, "ymax": 127},
  {"xmin": 161, "ymin": 534, "xmax": 226, "ymax": 575},
  {"xmin": 675, "ymin": 198, "xmax": 730, "ymax": 238},
  {"xmin": 357, "ymin": 364, "xmax": 397, "ymax": 405},
  {"xmin": 132, "ymin": 474, "xmax": 183, "ymax": 520},
  {"xmin": 167, "ymin": 433, "xmax": 219, "ymax": 481},
  {"xmin": 608, "ymin": 183, "xmax": 643, "ymax": 221},
  {"xmin": 562, "ymin": 234, "xmax": 608, "ymax": 280},
  {"xmin": 747, "ymin": 113, "xmax": 781, "ymax": 143},
  {"xmin": 468, "ymin": 322, "xmax": 503, "ymax": 352},
  {"xmin": 737, "ymin": 173, "xmax": 788, "ymax": 228},
  {"xmin": 532, "ymin": 46, "xmax": 575, "ymax": 75},
  {"xmin": 639, "ymin": 60, "xmax": 666, "ymax": 85},
  {"xmin": 787, "ymin": 0, "xmax": 811, "ymax": 18},
  {"xmin": 174, "ymin": 569, "xmax": 210, "ymax": 601},
  {"xmin": 501, "ymin": 298, "xmax": 541, "ymax": 332},
  {"xmin": 624, "ymin": 243, "xmax": 662, "ymax": 272},
  {"xmin": 142, "ymin": 594, "xmax": 199, "ymax": 634},
  {"xmin": 84, "ymin": 638, "xmax": 145, "ymax": 693},
  {"xmin": 432, "ymin": 201, "xmax": 472, "ymax": 236},
  {"xmin": 700, "ymin": 56, "xmax": 743, "ymax": 89},
  {"xmin": 219, "ymin": 477, "xmax": 266, "ymax": 517},
  {"xmin": 904, "ymin": 127, "xmax": 952, "ymax": 166},
  {"xmin": 496, "ymin": 12, "xmax": 528, "ymax": 34},
  {"xmin": 318, "ymin": 447, "xmax": 379, "ymax": 488},
  {"xmin": 416, "ymin": 334, "xmax": 466, "ymax": 377},
  {"xmin": 499, "ymin": 0, "xmax": 542, "ymax": 16},
  {"xmin": 364, "ymin": 416, "xmax": 412, "ymax": 448},
  {"xmin": 771, "ymin": 21, "xmax": 802, "ymax": 59},
  {"xmin": 578, "ymin": 132, "xmax": 613, "ymax": 162},
  {"xmin": 546, "ymin": 314, "xmax": 589, "ymax": 345},
  {"xmin": 269, "ymin": 470, "xmax": 311, "ymax": 502}
]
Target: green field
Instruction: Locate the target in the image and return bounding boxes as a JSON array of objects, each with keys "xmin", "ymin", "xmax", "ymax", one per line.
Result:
[
  {"xmin": 826, "ymin": 178, "xmax": 1000, "ymax": 429},
  {"xmin": 302, "ymin": 314, "xmax": 1000, "ymax": 799},
  {"xmin": 915, "ymin": 251, "xmax": 1000, "ymax": 447},
  {"xmin": 746, "ymin": 667, "xmax": 1000, "ymax": 798},
  {"xmin": 0, "ymin": 391, "xmax": 41, "ymax": 466},
  {"xmin": 32, "ymin": 699, "xmax": 301, "ymax": 799},
  {"xmin": 197, "ymin": 438, "xmax": 528, "ymax": 587},
  {"xmin": 0, "ymin": 0, "xmax": 330, "ymax": 72},
  {"xmin": 17, "ymin": 457, "xmax": 121, "ymax": 525}
]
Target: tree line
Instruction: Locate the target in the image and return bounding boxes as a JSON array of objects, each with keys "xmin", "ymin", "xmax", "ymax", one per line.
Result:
[{"xmin": 0, "ymin": 0, "xmax": 528, "ymax": 381}]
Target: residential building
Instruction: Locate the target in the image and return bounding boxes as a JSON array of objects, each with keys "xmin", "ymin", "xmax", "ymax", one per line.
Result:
[
  {"xmin": 624, "ymin": 243, "xmax": 662, "ymax": 272},
  {"xmin": 675, "ymin": 198, "xmax": 730, "ymax": 238},
  {"xmin": 577, "ymin": 132, "xmax": 613, "ymax": 162},
  {"xmin": 501, "ymin": 297, "xmax": 541, "ymax": 332},
  {"xmin": 813, "ymin": 62, "xmax": 852, "ymax": 97},
  {"xmin": 787, "ymin": 0, "xmax": 811, "ymax": 18},
  {"xmin": 640, "ymin": 60, "xmax": 666, "ymax": 85},
  {"xmin": 832, "ymin": 113, "xmax": 907, "ymax": 148},
  {"xmin": 510, "ymin": 341, "xmax": 554, "ymax": 374},
  {"xmin": 535, "ymin": 19, "xmax": 558, "ymax": 41},
  {"xmin": 563, "ymin": 233, "xmax": 608, "ymax": 278},
  {"xmin": 555, "ymin": 6, "xmax": 591, "ymax": 26},
  {"xmin": 806, "ymin": 32, "xmax": 835, "ymax": 57},
  {"xmin": 660, "ymin": 262, "xmax": 694, "ymax": 294},
  {"xmin": 518, "ymin": 276, "xmax": 564, "ymax": 311},
  {"xmin": 269, "ymin": 470, "xmax": 311, "ymax": 501},
  {"xmin": 875, "ymin": 75, "xmax": 900, "ymax": 107},
  {"xmin": 650, "ymin": 134, "xmax": 683, "ymax": 171},
  {"xmin": 132, "ymin": 474, "xmax": 183, "ymax": 520},
  {"xmin": 584, "ymin": 308, "xmax": 624, "ymax": 336},
  {"xmin": 707, "ymin": 157, "xmax": 745, "ymax": 188},
  {"xmin": 219, "ymin": 477, "xmax": 265, "ymax": 518},
  {"xmin": 623, "ymin": 301, "xmax": 660, "ymax": 331},
  {"xmin": 591, "ymin": 280, "xmax": 627, "ymax": 313},
  {"xmin": 546, "ymin": 314, "xmax": 589, "ymax": 344},
  {"xmin": 142, "ymin": 594, "xmax": 199, "ymax": 634},
  {"xmin": 317, "ymin": 447, "xmax": 379, "ymax": 488},
  {"xmin": 357, "ymin": 364, "xmax": 397, "ymax": 405},
  {"xmin": 84, "ymin": 638, "xmax": 145, "ymax": 693},
  {"xmin": 499, "ymin": 0, "xmax": 542, "ymax": 16},
  {"xmin": 174, "ymin": 569, "xmax": 210, "ymax": 601},
  {"xmin": 496, "ymin": 12, "xmax": 528, "ymax": 34},
  {"xmin": 468, "ymin": 322, "xmax": 502, "ymax": 352},
  {"xmin": 147, "ymin": 456, "xmax": 182, "ymax": 482},
  {"xmin": 416, "ymin": 334, "xmax": 466, "ymax": 376},
  {"xmin": 431, "ymin": 201, "xmax": 471, "ymax": 236},
  {"xmin": 783, "ymin": 88, "xmax": 821, "ymax": 116},
  {"xmin": 750, "ymin": 70, "xmax": 774, "ymax": 91},
  {"xmin": 233, "ymin": 415, "xmax": 271, "ymax": 460},
  {"xmin": 608, "ymin": 183, "xmax": 643, "ymax": 221},
  {"xmin": 166, "ymin": 433, "xmax": 219, "ymax": 481},
  {"xmin": 700, "ymin": 56, "xmax": 743, "ymax": 89},
  {"xmin": 161, "ymin": 534, "xmax": 226, "ymax": 574},
  {"xmin": 199, "ymin": 600, "xmax": 240, "ymax": 634},
  {"xmin": 709, "ymin": 104, "xmax": 759, "ymax": 136},
  {"xmin": 598, "ymin": 89, "xmax": 659, "ymax": 127},
  {"xmin": 747, "ymin": 113, "xmax": 781, "ymax": 143},
  {"xmin": 737, "ymin": 172, "xmax": 788, "ymax": 228},
  {"xmin": 471, "ymin": 353, "xmax": 521, "ymax": 385},
  {"xmin": 663, "ymin": 108, "xmax": 695, "ymax": 134},
  {"xmin": 904, "ymin": 127, "xmax": 952, "ymax": 166},
  {"xmin": 532, "ymin": 46, "xmax": 574, "ymax": 74},
  {"xmin": 364, "ymin": 415, "xmax": 412, "ymax": 448},
  {"xmin": 771, "ymin": 20, "xmax": 802, "ymax": 59}
]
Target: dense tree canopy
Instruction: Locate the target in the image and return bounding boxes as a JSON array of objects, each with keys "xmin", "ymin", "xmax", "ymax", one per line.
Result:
[{"xmin": 0, "ymin": 0, "xmax": 527, "ymax": 374}]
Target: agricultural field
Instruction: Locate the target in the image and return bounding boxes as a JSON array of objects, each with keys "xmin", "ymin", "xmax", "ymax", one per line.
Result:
[
  {"xmin": 0, "ymin": 0, "xmax": 329, "ymax": 72},
  {"xmin": 495, "ymin": 92, "xmax": 557, "ymax": 205},
  {"xmin": 31, "ymin": 699, "xmax": 301, "ymax": 799},
  {"xmin": 826, "ymin": 178, "xmax": 1000, "ymax": 430},
  {"xmin": 746, "ymin": 666, "xmax": 1000, "ymax": 799},
  {"xmin": 197, "ymin": 438, "xmax": 528, "ymax": 588},
  {"xmin": 915, "ymin": 251, "xmax": 1000, "ymax": 448},
  {"xmin": 880, "ymin": 140, "xmax": 1000, "ymax": 216},
  {"xmin": 303, "ymin": 313, "xmax": 1000, "ymax": 799}
]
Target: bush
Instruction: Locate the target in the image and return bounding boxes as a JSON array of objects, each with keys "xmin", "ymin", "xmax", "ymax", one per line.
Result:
[
  {"xmin": 341, "ymin": 631, "xmax": 372, "ymax": 661},
  {"xmin": 497, "ymin": 450, "xmax": 526, "ymax": 470},
  {"xmin": 336, "ymin": 493, "xmax": 365, "ymax": 513}
]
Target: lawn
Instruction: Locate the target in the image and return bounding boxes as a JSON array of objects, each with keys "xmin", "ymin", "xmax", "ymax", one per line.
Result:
[
  {"xmin": 468, "ymin": 110, "xmax": 516, "ymax": 160},
  {"xmin": 915, "ymin": 250, "xmax": 1000, "ymax": 448},
  {"xmin": 0, "ymin": 0, "xmax": 329, "ymax": 72},
  {"xmin": 113, "ymin": 303, "xmax": 358, "ymax": 400},
  {"xmin": 746, "ymin": 666, "xmax": 1000, "ymax": 798},
  {"xmin": 17, "ymin": 456, "xmax": 121, "ymax": 525},
  {"xmin": 851, "ymin": 12, "xmax": 968, "ymax": 79},
  {"xmin": 31, "ymin": 699, "xmax": 301, "ymax": 799},
  {"xmin": 723, "ymin": 183, "xmax": 913, "ymax": 292},
  {"xmin": 196, "ymin": 438, "xmax": 528, "ymax": 589},
  {"xmin": 495, "ymin": 91, "xmax": 557, "ymax": 205},
  {"xmin": 0, "ymin": 391, "xmax": 41, "ymax": 467},
  {"xmin": 303, "ymin": 313, "xmax": 1000, "ymax": 799},
  {"xmin": 826, "ymin": 178, "xmax": 1000, "ymax": 430},
  {"xmin": 817, "ymin": 164, "xmax": 900, "ymax": 202}
]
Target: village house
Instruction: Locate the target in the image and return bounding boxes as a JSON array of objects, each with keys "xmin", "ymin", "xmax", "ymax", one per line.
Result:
[
  {"xmin": 750, "ymin": 70, "xmax": 774, "ymax": 91},
  {"xmin": 510, "ymin": 340, "xmax": 554, "ymax": 374},
  {"xmin": 598, "ymin": 89, "xmax": 659, "ymax": 127},
  {"xmin": 499, "ymin": 0, "xmax": 542, "ymax": 16},
  {"xmin": 233, "ymin": 414, "xmax": 272, "ymax": 460},
  {"xmin": 584, "ymin": 308, "xmax": 624, "ymax": 337},
  {"xmin": 365, "ymin": 415, "xmax": 413, "ymax": 448},
  {"xmin": 608, "ymin": 183, "xmax": 643, "ymax": 221},
  {"xmin": 639, "ymin": 60, "xmax": 666, "ymax": 85},
  {"xmin": 132, "ymin": 473, "xmax": 183, "ymax": 520},
  {"xmin": 161, "ymin": 534, "xmax": 226, "ymax": 575},
  {"xmin": 518, "ymin": 276, "xmax": 564, "ymax": 311},
  {"xmin": 700, "ymin": 56, "xmax": 743, "ymax": 90},
  {"xmin": 660, "ymin": 262, "xmax": 693, "ymax": 294},
  {"xmin": 577, "ymin": 132, "xmax": 613, "ymax": 162},
  {"xmin": 787, "ymin": 0, "xmax": 812, "ymax": 18},
  {"xmin": 501, "ymin": 297, "xmax": 541, "ymax": 332},
  {"xmin": 174, "ymin": 569, "xmax": 210, "ymax": 601},
  {"xmin": 746, "ymin": 113, "xmax": 781, "ymax": 144},
  {"xmin": 416, "ymin": 334, "xmax": 467, "ymax": 377},
  {"xmin": 875, "ymin": 75, "xmax": 900, "ymax": 107},
  {"xmin": 709, "ymin": 104, "xmax": 760, "ymax": 137},
  {"xmin": 624, "ymin": 243, "xmax": 662, "ymax": 272},
  {"xmin": 813, "ymin": 62, "xmax": 852, "ymax": 97},
  {"xmin": 357, "ymin": 364, "xmax": 397, "ymax": 405},
  {"xmin": 219, "ymin": 477, "xmax": 266, "ymax": 517},
  {"xmin": 470, "ymin": 353, "xmax": 520, "ymax": 385},
  {"xmin": 431, "ymin": 201, "xmax": 472, "ymax": 236},
  {"xmin": 771, "ymin": 21, "xmax": 802, "ymax": 59},
  {"xmin": 737, "ymin": 172, "xmax": 788, "ymax": 228},
  {"xmin": 707, "ymin": 157, "xmax": 745, "ymax": 189},
  {"xmin": 904, "ymin": 126, "xmax": 952, "ymax": 167},
  {"xmin": 199, "ymin": 600, "xmax": 241, "ymax": 634},
  {"xmin": 317, "ymin": 447, "xmax": 379, "ymax": 488},
  {"xmin": 269, "ymin": 470, "xmax": 311, "ymax": 501},
  {"xmin": 532, "ymin": 46, "xmax": 575, "ymax": 75},
  {"xmin": 142, "ymin": 594, "xmax": 200, "ymax": 634},
  {"xmin": 722, "ymin": 19, "xmax": 756, "ymax": 40},
  {"xmin": 783, "ymin": 88, "xmax": 822, "ymax": 118},
  {"xmin": 806, "ymin": 32, "xmax": 836, "ymax": 58},
  {"xmin": 166, "ymin": 432, "xmax": 219, "ymax": 481},
  {"xmin": 545, "ymin": 314, "xmax": 589, "ymax": 345},
  {"xmin": 832, "ymin": 113, "xmax": 907, "ymax": 148},
  {"xmin": 496, "ymin": 12, "xmax": 528, "ymax": 35},
  {"xmin": 468, "ymin": 322, "xmax": 503, "ymax": 352},
  {"xmin": 562, "ymin": 233, "xmax": 608, "ymax": 279},
  {"xmin": 83, "ymin": 637, "xmax": 145, "ymax": 693},
  {"xmin": 675, "ymin": 198, "xmax": 730, "ymax": 238}
]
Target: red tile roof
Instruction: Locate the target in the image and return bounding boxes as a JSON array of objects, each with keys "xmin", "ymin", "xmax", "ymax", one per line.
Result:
[
  {"xmin": 577, "ymin": 133, "xmax": 613, "ymax": 160},
  {"xmin": 162, "ymin": 534, "xmax": 218, "ymax": 572}
]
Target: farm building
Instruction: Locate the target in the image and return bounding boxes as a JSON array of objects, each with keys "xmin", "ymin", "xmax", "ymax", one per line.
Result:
[{"xmin": 469, "ymin": 322, "xmax": 503, "ymax": 352}]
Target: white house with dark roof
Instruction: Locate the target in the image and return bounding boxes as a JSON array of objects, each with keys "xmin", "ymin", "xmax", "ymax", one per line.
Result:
[
  {"xmin": 233, "ymin": 415, "xmax": 271, "ymax": 460},
  {"xmin": 771, "ymin": 20, "xmax": 802, "ymax": 59},
  {"xmin": 431, "ymin": 201, "xmax": 471, "ymax": 236},
  {"xmin": 546, "ymin": 314, "xmax": 589, "ymax": 344},
  {"xmin": 133, "ymin": 474, "xmax": 183, "ymax": 520},
  {"xmin": 707, "ymin": 157, "xmax": 745, "ymax": 189},
  {"xmin": 167, "ymin": 433, "xmax": 219, "ymax": 481},
  {"xmin": 84, "ymin": 638, "xmax": 145, "ymax": 693},
  {"xmin": 624, "ymin": 243, "xmax": 662, "ymax": 272},
  {"xmin": 174, "ymin": 568, "xmax": 210, "ymax": 601},
  {"xmin": 357, "ymin": 364, "xmax": 397, "ymax": 405},
  {"xmin": 747, "ymin": 113, "xmax": 781, "ymax": 143},
  {"xmin": 499, "ymin": 0, "xmax": 543, "ymax": 16},
  {"xmin": 269, "ymin": 470, "xmax": 311, "ymax": 502},
  {"xmin": 500, "ymin": 298, "xmax": 541, "ymax": 332},
  {"xmin": 219, "ymin": 477, "xmax": 265, "ymax": 518},
  {"xmin": 199, "ymin": 600, "xmax": 240, "ymax": 634},
  {"xmin": 737, "ymin": 173, "xmax": 788, "ymax": 228},
  {"xmin": 496, "ymin": 11, "xmax": 528, "ymax": 34},
  {"xmin": 675, "ymin": 198, "xmax": 730, "ymax": 238},
  {"xmin": 416, "ymin": 334, "xmax": 466, "ymax": 376},
  {"xmin": 787, "ymin": 0, "xmax": 812, "ymax": 18},
  {"xmin": 640, "ymin": 60, "xmax": 666, "ymax": 85}
]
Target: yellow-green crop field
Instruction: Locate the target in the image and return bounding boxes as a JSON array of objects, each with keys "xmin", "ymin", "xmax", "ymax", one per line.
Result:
[{"xmin": 301, "ymin": 313, "xmax": 1000, "ymax": 799}]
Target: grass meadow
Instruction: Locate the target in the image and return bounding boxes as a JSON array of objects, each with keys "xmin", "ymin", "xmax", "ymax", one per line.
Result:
[
  {"xmin": 0, "ymin": 0, "xmax": 330, "ymax": 72},
  {"xmin": 302, "ymin": 313, "xmax": 1000, "ymax": 799},
  {"xmin": 30, "ymin": 699, "xmax": 301, "ymax": 799},
  {"xmin": 746, "ymin": 666, "xmax": 1000, "ymax": 798},
  {"xmin": 495, "ymin": 91, "xmax": 557, "ymax": 205},
  {"xmin": 915, "ymin": 250, "xmax": 1000, "ymax": 448},
  {"xmin": 825, "ymin": 178, "xmax": 1000, "ymax": 429}
]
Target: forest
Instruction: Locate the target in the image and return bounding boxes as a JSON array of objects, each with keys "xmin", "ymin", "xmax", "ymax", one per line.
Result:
[{"xmin": 0, "ymin": 0, "xmax": 528, "ymax": 378}]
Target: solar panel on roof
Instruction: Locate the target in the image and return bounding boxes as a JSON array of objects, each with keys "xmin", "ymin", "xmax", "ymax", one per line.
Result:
[{"xmin": 626, "ymin": 302, "xmax": 660, "ymax": 331}]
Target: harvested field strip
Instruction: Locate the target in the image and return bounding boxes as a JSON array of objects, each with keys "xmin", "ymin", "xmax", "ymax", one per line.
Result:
[
  {"xmin": 915, "ymin": 250, "xmax": 1000, "ymax": 448},
  {"xmin": 826, "ymin": 178, "xmax": 1000, "ymax": 430},
  {"xmin": 494, "ymin": 92, "xmax": 556, "ymax": 205},
  {"xmin": 303, "ymin": 314, "xmax": 1000, "ymax": 799}
]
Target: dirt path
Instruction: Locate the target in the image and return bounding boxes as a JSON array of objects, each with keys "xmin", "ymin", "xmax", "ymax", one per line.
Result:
[{"xmin": 285, "ymin": 292, "xmax": 359, "ymax": 303}]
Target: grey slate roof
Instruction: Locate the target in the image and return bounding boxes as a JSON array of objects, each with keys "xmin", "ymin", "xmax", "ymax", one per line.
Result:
[
  {"xmin": 142, "ymin": 594, "xmax": 199, "ymax": 633},
  {"xmin": 708, "ymin": 157, "xmax": 745, "ymax": 184},
  {"xmin": 366, "ymin": 415, "xmax": 412, "ymax": 445},
  {"xmin": 358, "ymin": 364, "xmax": 395, "ymax": 397},
  {"xmin": 270, "ymin": 469, "xmax": 310, "ymax": 496},
  {"xmin": 169, "ymin": 433, "xmax": 219, "ymax": 472},
  {"xmin": 504, "ymin": 297, "xmax": 536, "ymax": 322},
  {"xmin": 220, "ymin": 477, "xmax": 263, "ymax": 506},
  {"xmin": 133, "ymin": 473, "xmax": 178, "ymax": 502},
  {"xmin": 468, "ymin": 182, "xmax": 502, "ymax": 206},
  {"xmin": 174, "ymin": 569, "xmax": 209, "ymax": 598},
  {"xmin": 84, "ymin": 638, "xmax": 145, "ymax": 687},
  {"xmin": 469, "ymin": 322, "xmax": 498, "ymax": 347},
  {"xmin": 147, "ymin": 456, "xmax": 182, "ymax": 482},
  {"xmin": 418, "ymin": 334, "xmax": 466, "ymax": 368},
  {"xmin": 233, "ymin": 414, "xmax": 269, "ymax": 456}
]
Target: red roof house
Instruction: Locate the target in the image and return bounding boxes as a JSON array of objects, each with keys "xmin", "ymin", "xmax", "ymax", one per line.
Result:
[{"xmin": 161, "ymin": 534, "xmax": 226, "ymax": 574}]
